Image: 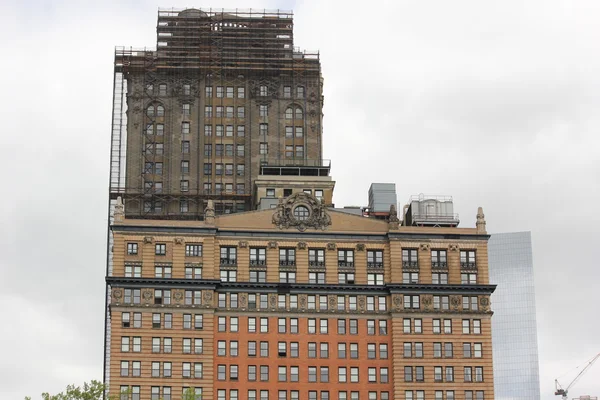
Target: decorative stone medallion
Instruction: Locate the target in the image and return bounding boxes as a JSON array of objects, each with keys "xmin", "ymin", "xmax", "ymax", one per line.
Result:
[
  {"xmin": 144, "ymin": 236, "xmax": 154, "ymax": 244},
  {"xmin": 238, "ymin": 241, "xmax": 248, "ymax": 249},
  {"xmin": 272, "ymin": 192, "xmax": 332, "ymax": 231},
  {"xmin": 268, "ymin": 241, "xmax": 278, "ymax": 249},
  {"xmin": 326, "ymin": 243, "xmax": 336, "ymax": 251},
  {"xmin": 419, "ymin": 243, "xmax": 430, "ymax": 251},
  {"xmin": 356, "ymin": 243, "xmax": 366, "ymax": 252},
  {"xmin": 297, "ymin": 242, "xmax": 307, "ymax": 250}
]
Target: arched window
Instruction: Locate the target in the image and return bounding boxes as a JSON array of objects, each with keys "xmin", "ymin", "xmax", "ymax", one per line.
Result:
[
  {"xmin": 156, "ymin": 105, "xmax": 165, "ymax": 117},
  {"xmin": 285, "ymin": 107, "xmax": 294, "ymax": 120},
  {"xmin": 147, "ymin": 105, "xmax": 155, "ymax": 116},
  {"xmin": 285, "ymin": 106, "xmax": 304, "ymax": 120}
]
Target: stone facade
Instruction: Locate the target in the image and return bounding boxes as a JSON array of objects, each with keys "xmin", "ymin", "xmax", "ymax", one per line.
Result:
[{"xmin": 107, "ymin": 197, "xmax": 496, "ymax": 400}]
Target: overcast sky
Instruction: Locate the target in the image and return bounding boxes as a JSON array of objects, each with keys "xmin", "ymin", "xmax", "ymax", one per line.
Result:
[{"xmin": 0, "ymin": 0, "xmax": 598, "ymax": 398}]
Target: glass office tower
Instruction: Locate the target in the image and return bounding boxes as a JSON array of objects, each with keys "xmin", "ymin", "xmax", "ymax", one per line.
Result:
[{"xmin": 489, "ymin": 232, "xmax": 541, "ymax": 400}]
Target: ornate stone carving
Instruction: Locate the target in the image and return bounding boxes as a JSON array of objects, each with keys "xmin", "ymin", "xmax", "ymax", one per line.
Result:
[
  {"xmin": 449, "ymin": 244, "xmax": 460, "ymax": 252},
  {"xmin": 326, "ymin": 243, "xmax": 336, "ymax": 251},
  {"xmin": 113, "ymin": 288, "xmax": 123, "ymax": 300},
  {"xmin": 239, "ymin": 294, "xmax": 247, "ymax": 308},
  {"xmin": 143, "ymin": 236, "xmax": 154, "ymax": 244},
  {"xmin": 419, "ymin": 243, "xmax": 430, "ymax": 251},
  {"xmin": 476, "ymin": 207, "xmax": 487, "ymax": 234},
  {"xmin": 422, "ymin": 295, "xmax": 433, "ymax": 311},
  {"xmin": 238, "ymin": 241, "xmax": 248, "ymax": 249},
  {"xmin": 297, "ymin": 242, "xmax": 307, "ymax": 250},
  {"xmin": 268, "ymin": 241, "xmax": 278, "ymax": 249},
  {"xmin": 480, "ymin": 296, "xmax": 490, "ymax": 311},
  {"xmin": 143, "ymin": 290, "xmax": 153, "ymax": 302},
  {"xmin": 174, "ymin": 237, "xmax": 184, "ymax": 245},
  {"xmin": 114, "ymin": 197, "xmax": 124, "ymax": 223},
  {"xmin": 203, "ymin": 291, "xmax": 213, "ymax": 306},
  {"xmin": 389, "ymin": 204, "xmax": 400, "ymax": 229},
  {"xmin": 450, "ymin": 295, "xmax": 461, "ymax": 311},
  {"xmin": 328, "ymin": 295, "xmax": 336, "ymax": 310},
  {"xmin": 269, "ymin": 294, "xmax": 277, "ymax": 308},
  {"xmin": 272, "ymin": 193, "xmax": 332, "ymax": 231},
  {"xmin": 173, "ymin": 290, "xmax": 184, "ymax": 303},
  {"xmin": 299, "ymin": 294, "xmax": 307, "ymax": 309},
  {"xmin": 358, "ymin": 296, "xmax": 366, "ymax": 311},
  {"xmin": 204, "ymin": 200, "xmax": 215, "ymax": 224},
  {"xmin": 356, "ymin": 243, "xmax": 366, "ymax": 252},
  {"xmin": 392, "ymin": 294, "xmax": 402, "ymax": 311}
]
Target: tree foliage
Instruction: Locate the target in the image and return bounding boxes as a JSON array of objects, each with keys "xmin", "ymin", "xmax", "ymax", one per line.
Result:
[{"xmin": 25, "ymin": 381, "xmax": 109, "ymax": 400}]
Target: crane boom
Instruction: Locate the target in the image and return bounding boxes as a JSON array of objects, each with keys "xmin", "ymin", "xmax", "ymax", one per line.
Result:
[{"xmin": 555, "ymin": 353, "xmax": 600, "ymax": 400}]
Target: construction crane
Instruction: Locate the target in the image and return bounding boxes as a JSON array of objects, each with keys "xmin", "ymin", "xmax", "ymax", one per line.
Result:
[{"xmin": 555, "ymin": 353, "xmax": 600, "ymax": 400}]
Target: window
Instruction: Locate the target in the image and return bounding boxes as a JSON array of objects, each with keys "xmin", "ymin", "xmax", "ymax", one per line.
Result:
[
  {"xmin": 350, "ymin": 343, "xmax": 358, "ymax": 359},
  {"xmin": 349, "ymin": 319, "xmax": 358, "ymax": 334},
  {"xmin": 404, "ymin": 295, "xmax": 420, "ymax": 309},
  {"xmin": 250, "ymin": 248, "xmax": 267, "ymax": 266},
  {"xmin": 475, "ymin": 367, "xmax": 484, "ymax": 382},
  {"xmin": 206, "ymin": 86, "xmax": 213, "ymax": 97},
  {"xmin": 444, "ymin": 319, "xmax": 452, "ymax": 334},
  {"xmin": 446, "ymin": 367, "xmax": 454, "ymax": 382},
  {"xmin": 464, "ymin": 367, "xmax": 473, "ymax": 382},
  {"xmin": 402, "ymin": 249, "xmax": 418, "ymax": 268},
  {"xmin": 379, "ymin": 320, "xmax": 388, "ymax": 335},
  {"xmin": 294, "ymin": 205, "xmax": 309, "ymax": 220},
  {"xmin": 444, "ymin": 343, "xmax": 454, "ymax": 358},
  {"xmin": 338, "ymin": 250, "xmax": 354, "ymax": 267},
  {"xmin": 195, "ymin": 338, "xmax": 203, "ymax": 354},
  {"xmin": 432, "ymin": 272, "xmax": 448, "ymax": 284},
  {"xmin": 230, "ymin": 340, "xmax": 239, "ymax": 356},
  {"xmin": 339, "ymin": 343, "xmax": 347, "ymax": 359},
  {"xmin": 403, "ymin": 271, "xmax": 419, "ymax": 284},
  {"xmin": 127, "ymin": 243, "xmax": 138, "ymax": 255},
  {"xmin": 367, "ymin": 250, "xmax": 383, "ymax": 268},
  {"xmin": 434, "ymin": 366, "xmax": 443, "ymax": 382},
  {"xmin": 310, "ymin": 272, "xmax": 325, "ymax": 284},
  {"xmin": 259, "ymin": 123, "xmax": 268, "ymax": 136},
  {"xmin": 309, "ymin": 249, "xmax": 325, "ymax": 266},
  {"xmin": 297, "ymin": 86, "xmax": 305, "ymax": 98},
  {"xmin": 338, "ymin": 367, "xmax": 347, "ymax": 383},
  {"xmin": 261, "ymin": 365, "xmax": 269, "ymax": 381},
  {"xmin": 295, "ymin": 146, "xmax": 304, "ymax": 158},
  {"xmin": 350, "ymin": 367, "xmax": 359, "ymax": 383},
  {"xmin": 194, "ymin": 314, "xmax": 203, "ymax": 329},
  {"xmin": 431, "ymin": 249, "xmax": 447, "ymax": 268},
  {"xmin": 218, "ymin": 317, "xmax": 226, "ymax": 332},
  {"xmin": 380, "ymin": 343, "xmax": 388, "ymax": 358},
  {"xmin": 237, "ymin": 107, "xmax": 245, "ymax": 118},
  {"xmin": 220, "ymin": 247, "xmax": 237, "ymax": 265},
  {"xmin": 217, "ymin": 341, "xmax": 226, "ymax": 356},
  {"xmin": 290, "ymin": 342, "xmax": 299, "ymax": 357},
  {"xmin": 260, "ymin": 318, "xmax": 269, "ymax": 333},
  {"xmin": 474, "ymin": 319, "xmax": 481, "ymax": 334},
  {"xmin": 125, "ymin": 265, "xmax": 141, "ymax": 278},
  {"xmin": 474, "ymin": 343, "xmax": 482, "ymax": 357},
  {"xmin": 159, "ymin": 84, "xmax": 167, "ymax": 95},
  {"xmin": 434, "ymin": 296, "xmax": 450, "ymax": 310},
  {"xmin": 461, "ymin": 250, "xmax": 476, "ymax": 269},
  {"xmin": 338, "ymin": 319, "xmax": 346, "ymax": 334},
  {"xmin": 404, "ymin": 342, "xmax": 412, "ymax": 358},
  {"xmin": 155, "ymin": 244, "xmax": 166, "ymax": 255},
  {"xmin": 314, "ymin": 190, "xmax": 324, "ymax": 201},
  {"xmin": 380, "ymin": 368, "xmax": 389, "ymax": 383},
  {"xmin": 463, "ymin": 296, "xmax": 479, "ymax": 311},
  {"xmin": 182, "ymin": 103, "xmax": 190, "ymax": 116},
  {"xmin": 216, "ymin": 106, "xmax": 224, "ymax": 117},
  {"xmin": 415, "ymin": 366, "xmax": 424, "ymax": 382},
  {"xmin": 283, "ymin": 86, "xmax": 291, "ymax": 98},
  {"xmin": 462, "ymin": 272, "xmax": 478, "ymax": 284},
  {"xmin": 260, "ymin": 142, "xmax": 268, "ymax": 155}
]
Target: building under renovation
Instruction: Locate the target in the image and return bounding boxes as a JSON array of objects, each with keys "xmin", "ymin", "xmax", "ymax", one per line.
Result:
[{"xmin": 110, "ymin": 8, "xmax": 325, "ymax": 219}]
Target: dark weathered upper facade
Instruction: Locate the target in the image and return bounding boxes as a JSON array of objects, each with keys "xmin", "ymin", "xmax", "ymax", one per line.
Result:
[{"xmin": 110, "ymin": 9, "xmax": 324, "ymax": 219}]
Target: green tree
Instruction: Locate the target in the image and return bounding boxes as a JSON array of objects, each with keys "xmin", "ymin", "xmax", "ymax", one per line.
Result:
[{"xmin": 25, "ymin": 380, "xmax": 120, "ymax": 400}]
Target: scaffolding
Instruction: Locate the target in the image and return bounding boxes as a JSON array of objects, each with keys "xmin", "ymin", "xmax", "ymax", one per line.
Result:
[{"xmin": 109, "ymin": 8, "xmax": 323, "ymax": 220}]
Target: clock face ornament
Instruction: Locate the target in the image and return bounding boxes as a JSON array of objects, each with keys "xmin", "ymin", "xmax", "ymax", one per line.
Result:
[{"xmin": 272, "ymin": 193, "xmax": 332, "ymax": 231}]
